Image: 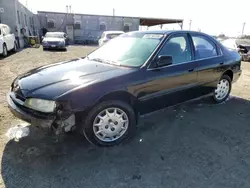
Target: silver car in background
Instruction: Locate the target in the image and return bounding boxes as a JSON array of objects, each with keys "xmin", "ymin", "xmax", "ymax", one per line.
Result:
[
  {"xmin": 98, "ymin": 31, "xmax": 124, "ymax": 46},
  {"xmin": 42, "ymin": 32, "xmax": 68, "ymax": 51}
]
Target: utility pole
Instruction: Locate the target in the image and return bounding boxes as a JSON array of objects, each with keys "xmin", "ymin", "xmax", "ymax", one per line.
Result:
[
  {"xmin": 113, "ymin": 8, "xmax": 115, "ymax": 16},
  {"xmin": 189, "ymin": 20, "xmax": 192, "ymax": 30},
  {"xmin": 242, "ymin": 22, "xmax": 246, "ymax": 37},
  {"xmin": 66, "ymin": 5, "xmax": 68, "ymax": 13},
  {"xmin": 69, "ymin": 5, "xmax": 72, "ymax": 13}
]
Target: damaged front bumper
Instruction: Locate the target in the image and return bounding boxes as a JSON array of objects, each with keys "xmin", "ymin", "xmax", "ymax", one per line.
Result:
[{"xmin": 7, "ymin": 92, "xmax": 75, "ymax": 134}]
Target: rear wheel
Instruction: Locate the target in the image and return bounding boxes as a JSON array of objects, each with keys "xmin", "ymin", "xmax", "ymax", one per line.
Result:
[
  {"xmin": 82, "ymin": 100, "xmax": 136, "ymax": 146},
  {"xmin": 213, "ymin": 75, "xmax": 232, "ymax": 103},
  {"xmin": 2, "ymin": 44, "xmax": 7, "ymax": 57},
  {"xmin": 12, "ymin": 42, "xmax": 17, "ymax": 53}
]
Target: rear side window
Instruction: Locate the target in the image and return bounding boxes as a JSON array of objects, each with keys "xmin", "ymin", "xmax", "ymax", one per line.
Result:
[
  {"xmin": 158, "ymin": 35, "xmax": 192, "ymax": 64},
  {"xmin": 192, "ymin": 36, "xmax": 218, "ymax": 59},
  {"xmin": 222, "ymin": 39, "xmax": 236, "ymax": 50}
]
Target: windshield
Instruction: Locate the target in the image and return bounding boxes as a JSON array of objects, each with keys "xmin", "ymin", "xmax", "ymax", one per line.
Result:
[
  {"xmin": 88, "ymin": 33, "xmax": 163, "ymax": 67},
  {"xmin": 45, "ymin": 33, "xmax": 64, "ymax": 38},
  {"xmin": 236, "ymin": 39, "xmax": 250, "ymax": 46}
]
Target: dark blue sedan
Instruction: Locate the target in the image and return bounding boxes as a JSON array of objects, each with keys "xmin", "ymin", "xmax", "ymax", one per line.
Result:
[{"xmin": 7, "ymin": 30, "xmax": 242, "ymax": 146}]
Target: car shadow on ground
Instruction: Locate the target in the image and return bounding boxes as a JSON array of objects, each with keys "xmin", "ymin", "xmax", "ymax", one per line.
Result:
[
  {"xmin": 0, "ymin": 50, "xmax": 20, "ymax": 60},
  {"xmin": 2, "ymin": 97, "xmax": 250, "ymax": 188},
  {"xmin": 43, "ymin": 48, "xmax": 67, "ymax": 52}
]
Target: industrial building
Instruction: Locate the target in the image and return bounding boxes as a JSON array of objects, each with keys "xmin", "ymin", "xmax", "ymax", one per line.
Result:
[
  {"xmin": 37, "ymin": 11, "xmax": 183, "ymax": 44},
  {"xmin": 0, "ymin": 0, "xmax": 39, "ymax": 48},
  {"xmin": 0, "ymin": 0, "xmax": 183, "ymax": 47}
]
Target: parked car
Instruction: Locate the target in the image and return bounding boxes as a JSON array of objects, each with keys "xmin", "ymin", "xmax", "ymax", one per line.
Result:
[
  {"xmin": 98, "ymin": 31, "xmax": 124, "ymax": 46},
  {"xmin": 42, "ymin": 32, "xmax": 68, "ymax": 50},
  {"xmin": 0, "ymin": 24, "xmax": 17, "ymax": 57},
  {"xmin": 8, "ymin": 30, "xmax": 241, "ymax": 146},
  {"xmin": 222, "ymin": 38, "xmax": 250, "ymax": 61}
]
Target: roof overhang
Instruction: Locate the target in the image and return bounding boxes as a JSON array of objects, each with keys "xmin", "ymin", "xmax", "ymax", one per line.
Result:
[{"xmin": 140, "ymin": 17, "xmax": 183, "ymax": 27}]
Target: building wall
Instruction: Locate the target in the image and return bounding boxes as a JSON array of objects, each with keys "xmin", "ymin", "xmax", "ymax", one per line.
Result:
[
  {"xmin": 0, "ymin": 0, "xmax": 39, "ymax": 48},
  {"xmin": 38, "ymin": 12, "xmax": 140, "ymax": 43}
]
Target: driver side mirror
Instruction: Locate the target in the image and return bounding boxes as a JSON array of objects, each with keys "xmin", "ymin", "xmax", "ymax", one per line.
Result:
[{"xmin": 156, "ymin": 55, "xmax": 173, "ymax": 67}]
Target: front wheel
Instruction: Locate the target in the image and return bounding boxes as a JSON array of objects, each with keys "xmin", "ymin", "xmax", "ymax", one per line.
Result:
[
  {"xmin": 213, "ymin": 75, "xmax": 232, "ymax": 103},
  {"xmin": 82, "ymin": 100, "xmax": 136, "ymax": 147}
]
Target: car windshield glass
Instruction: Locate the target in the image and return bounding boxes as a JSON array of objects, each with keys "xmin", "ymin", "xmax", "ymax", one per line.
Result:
[
  {"xmin": 236, "ymin": 39, "xmax": 250, "ymax": 46},
  {"xmin": 88, "ymin": 33, "xmax": 163, "ymax": 67},
  {"xmin": 45, "ymin": 33, "xmax": 64, "ymax": 38}
]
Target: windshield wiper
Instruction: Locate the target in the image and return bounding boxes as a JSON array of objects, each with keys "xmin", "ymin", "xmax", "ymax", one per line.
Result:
[{"xmin": 89, "ymin": 58, "xmax": 120, "ymax": 66}]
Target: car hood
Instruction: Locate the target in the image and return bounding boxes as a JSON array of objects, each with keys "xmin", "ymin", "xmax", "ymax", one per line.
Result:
[
  {"xmin": 16, "ymin": 58, "xmax": 134, "ymax": 99},
  {"xmin": 43, "ymin": 37, "xmax": 65, "ymax": 42}
]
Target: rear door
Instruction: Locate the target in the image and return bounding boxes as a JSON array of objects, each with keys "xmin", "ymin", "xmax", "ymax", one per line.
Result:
[
  {"xmin": 190, "ymin": 34, "xmax": 224, "ymax": 95},
  {"xmin": 138, "ymin": 33, "xmax": 199, "ymax": 114}
]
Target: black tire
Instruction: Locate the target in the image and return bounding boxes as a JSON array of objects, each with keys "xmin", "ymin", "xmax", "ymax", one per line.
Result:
[
  {"xmin": 2, "ymin": 44, "xmax": 7, "ymax": 57},
  {"xmin": 12, "ymin": 42, "xmax": 17, "ymax": 53},
  {"xmin": 213, "ymin": 75, "xmax": 232, "ymax": 103},
  {"xmin": 82, "ymin": 100, "xmax": 136, "ymax": 147}
]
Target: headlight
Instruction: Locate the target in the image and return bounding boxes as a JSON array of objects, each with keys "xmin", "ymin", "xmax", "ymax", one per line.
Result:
[
  {"xmin": 59, "ymin": 41, "xmax": 65, "ymax": 44},
  {"xmin": 43, "ymin": 41, "xmax": 48, "ymax": 44},
  {"xmin": 24, "ymin": 98, "xmax": 56, "ymax": 113}
]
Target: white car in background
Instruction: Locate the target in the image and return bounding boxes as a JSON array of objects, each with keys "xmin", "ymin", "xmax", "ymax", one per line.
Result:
[
  {"xmin": 0, "ymin": 24, "xmax": 16, "ymax": 57},
  {"xmin": 98, "ymin": 31, "xmax": 124, "ymax": 46}
]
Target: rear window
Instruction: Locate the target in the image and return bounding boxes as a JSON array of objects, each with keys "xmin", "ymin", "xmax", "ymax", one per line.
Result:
[{"xmin": 106, "ymin": 33, "xmax": 122, "ymax": 39}]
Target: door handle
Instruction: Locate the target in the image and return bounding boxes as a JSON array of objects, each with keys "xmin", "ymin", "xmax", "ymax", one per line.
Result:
[{"xmin": 188, "ymin": 69, "xmax": 194, "ymax": 72}]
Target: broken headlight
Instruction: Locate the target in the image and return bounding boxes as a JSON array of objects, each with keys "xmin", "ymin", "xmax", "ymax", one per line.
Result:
[{"xmin": 24, "ymin": 98, "xmax": 56, "ymax": 113}]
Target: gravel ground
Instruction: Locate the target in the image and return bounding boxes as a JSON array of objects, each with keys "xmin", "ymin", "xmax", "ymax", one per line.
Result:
[{"xmin": 0, "ymin": 46, "xmax": 250, "ymax": 188}]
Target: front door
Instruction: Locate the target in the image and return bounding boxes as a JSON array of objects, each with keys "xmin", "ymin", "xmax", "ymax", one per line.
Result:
[
  {"xmin": 66, "ymin": 25, "xmax": 74, "ymax": 43},
  {"xmin": 136, "ymin": 33, "xmax": 199, "ymax": 114}
]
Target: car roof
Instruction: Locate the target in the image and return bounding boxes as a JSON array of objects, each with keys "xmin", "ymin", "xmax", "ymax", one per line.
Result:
[
  {"xmin": 127, "ymin": 30, "xmax": 211, "ymax": 36},
  {"xmin": 103, "ymin": 31, "xmax": 125, "ymax": 34}
]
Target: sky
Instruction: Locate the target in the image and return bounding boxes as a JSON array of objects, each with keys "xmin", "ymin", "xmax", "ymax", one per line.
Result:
[{"xmin": 19, "ymin": 0, "xmax": 250, "ymax": 37}]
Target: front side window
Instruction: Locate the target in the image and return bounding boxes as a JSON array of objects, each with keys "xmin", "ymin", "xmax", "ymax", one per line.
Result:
[
  {"xmin": 158, "ymin": 35, "xmax": 192, "ymax": 64},
  {"xmin": 88, "ymin": 33, "xmax": 163, "ymax": 67},
  {"xmin": 192, "ymin": 35, "xmax": 218, "ymax": 59}
]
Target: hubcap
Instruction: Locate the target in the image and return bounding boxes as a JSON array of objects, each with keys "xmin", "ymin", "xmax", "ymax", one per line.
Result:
[
  {"xmin": 215, "ymin": 79, "xmax": 230, "ymax": 100},
  {"xmin": 93, "ymin": 108, "xmax": 129, "ymax": 142}
]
